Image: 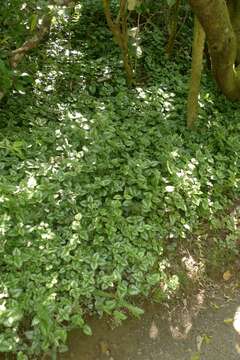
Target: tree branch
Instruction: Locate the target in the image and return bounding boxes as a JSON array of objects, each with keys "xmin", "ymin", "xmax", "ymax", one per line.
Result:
[
  {"xmin": 102, "ymin": 0, "xmax": 133, "ymax": 84},
  {"xmin": 10, "ymin": 0, "xmax": 76, "ymax": 69},
  {"xmin": 10, "ymin": 14, "xmax": 52, "ymax": 69},
  {"xmin": 102, "ymin": 0, "xmax": 119, "ymax": 38}
]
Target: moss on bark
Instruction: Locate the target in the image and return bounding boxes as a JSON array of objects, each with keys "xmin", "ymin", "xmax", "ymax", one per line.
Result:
[
  {"xmin": 227, "ymin": 0, "xmax": 240, "ymax": 65},
  {"xmin": 189, "ymin": 0, "xmax": 240, "ymax": 100},
  {"xmin": 187, "ymin": 17, "xmax": 205, "ymax": 128}
]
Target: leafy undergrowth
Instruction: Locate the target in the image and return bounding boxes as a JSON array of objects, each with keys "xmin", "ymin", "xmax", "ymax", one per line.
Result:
[{"xmin": 0, "ymin": 3, "xmax": 240, "ymax": 358}]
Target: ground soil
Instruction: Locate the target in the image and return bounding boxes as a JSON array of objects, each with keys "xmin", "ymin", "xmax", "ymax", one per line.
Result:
[{"xmin": 59, "ymin": 283, "xmax": 240, "ymax": 360}]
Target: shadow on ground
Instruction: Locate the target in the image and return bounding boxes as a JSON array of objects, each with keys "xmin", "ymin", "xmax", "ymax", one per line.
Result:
[{"xmin": 59, "ymin": 284, "xmax": 240, "ymax": 360}]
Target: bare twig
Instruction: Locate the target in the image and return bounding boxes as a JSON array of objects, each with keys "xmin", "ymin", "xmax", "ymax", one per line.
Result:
[
  {"xmin": 102, "ymin": 0, "xmax": 133, "ymax": 85},
  {"xmin": 10, "ymin": 14, "xmax": 52, "ymax": 68}
]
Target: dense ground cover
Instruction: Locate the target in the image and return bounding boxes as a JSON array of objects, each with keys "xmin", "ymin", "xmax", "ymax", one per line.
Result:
[{"xmin": 0, "ymin": 3, "xmax": 240, "ymax": 358}]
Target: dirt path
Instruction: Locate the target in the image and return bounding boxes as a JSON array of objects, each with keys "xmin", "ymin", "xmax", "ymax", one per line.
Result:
[{"xmin": 59, "ymin": 285, "xmax": 240, "ymax": 360}]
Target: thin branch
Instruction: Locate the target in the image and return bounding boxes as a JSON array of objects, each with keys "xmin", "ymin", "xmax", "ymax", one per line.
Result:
[
  {"xmin": 10, "ymin": 0, "xmax": 75, "ymax": 69},
  {"xmin": 118, "ymin": 0, "xmax": 127, "ymax": 25},
  {"xmin": 102, "ymin": 0, "xmax": 133, "ymax": 85},
  {"xmin": 102, "ymin": 0, "xmax": 117, "ymax": 35},
  {"xmin": 0, "ymin": 0, "xmax": 76, "ymax": 101},
  {"xmin": 10, "ymin": 14, "xmax": 52, "ymax": 68}
]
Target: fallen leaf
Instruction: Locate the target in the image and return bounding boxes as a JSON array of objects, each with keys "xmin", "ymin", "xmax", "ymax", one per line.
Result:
[
  {"xmin": 233, "ymin": 307, "xmax": 240, "ymax": 334},
  {"xmin": 223, "ymin": 270, "xmax": 232, "ymax": 281},
  {"xmin": 127, "ymin": 0, "xmax": 137, "ymax": 11},
  {"xmin": 196, "ymin": 333, "xmax": 211, "ymax": 352},
  {"xmin": 203, "ymin": 334, "xmax": 212, "ymax": 345},
  {"xmin": 191, "ymin": 352, "xmax": 200, "ymax": 360},
  {"xmin": 99, "ymin": 340, "xmax": 110, "ymax": 355},
  {"xmin": 210, "ymin": 302, "xmax": 220, "ymax": 310},
  {"xmin": 149, "ymin": 320, "xmax": 159, "ymax": 339},
  {"xmin": 196, "ymin": 335, "xmax": 203, "ymax": 351}
]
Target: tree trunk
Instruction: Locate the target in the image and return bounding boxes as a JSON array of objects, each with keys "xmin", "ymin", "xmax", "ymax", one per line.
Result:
[
  {"xmin": 188, "ymin": 0, "xmax": 240, "ymax": 100},
  {"xmin": 227, "ymin": 0, "xmax": 240, "ymax": 65},
  {"xmin": 187, "ymin": 16, "xmax": 205, "ymax": 128},
  {"xmin": 165, "ymin": 0, "xmax": 181, "ymax": 57}
]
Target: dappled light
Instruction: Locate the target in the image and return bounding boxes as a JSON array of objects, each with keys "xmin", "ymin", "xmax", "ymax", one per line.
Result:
[
  {"xmin": 182, "ymin": 252, "xmax": 204, "ymax": 280},
  {"xmin": 0, "ymin": 0, "xmax": 240, "ymax": 358}
]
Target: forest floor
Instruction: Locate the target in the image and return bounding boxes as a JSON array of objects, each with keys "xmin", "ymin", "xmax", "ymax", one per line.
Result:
[{"xmin": 59, "ymin": 283, "xmax": 240, "ymax": 360}]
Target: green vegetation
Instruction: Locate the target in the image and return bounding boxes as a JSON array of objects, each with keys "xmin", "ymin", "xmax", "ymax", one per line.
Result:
[{"xmin": 0, "ymin": 1, "xmax": 240, "ymax": 358}]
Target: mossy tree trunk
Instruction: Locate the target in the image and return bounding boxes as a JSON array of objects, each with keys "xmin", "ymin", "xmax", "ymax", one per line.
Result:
[
  {"xmin": 227, "ymin": 0, "xmax": 240, "ymax": 65},
  {"xmin": 187, "ymin": 16, "xmax": 205, "ymax": 128},
  {"xmin": 188, "ymin": 0, "xmax": 240, "ymax": 100}
]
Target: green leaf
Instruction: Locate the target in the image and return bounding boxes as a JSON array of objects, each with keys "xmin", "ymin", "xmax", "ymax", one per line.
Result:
[
  {"xmin": 30, "ymin": 14, "xmax": 38, "ymax": 32},
  {"xmin": 166, "ymin": 0, "xmax": 177, "ymax": 6},
  {"xmin": 147, "ymin": 273, "xmax": 161, "ymax": 286},
  {"xmin": 71, "ymin": 314, "xmax": 84, "ymax": 327},
  {"xmin": 0, "ymin": 336, "xmax": 14, "ymax": 352},
  {"xmin": 113, "ymin": 310, "xmax": 128, "ymax": 321},
  {"xmin": 191, "ymin": 353, "xmax": 200, "ymax": 360},
  {"xmin": 82, "ymin": 324, "xmax": 92, "ymax": 336},
  {"xmin": 124, "ymin": 303, "xmax": 144, "ymax": 318},
  {"xmin": 17, "ymin": 352, "xmax": 28, "ymax": 360}
]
